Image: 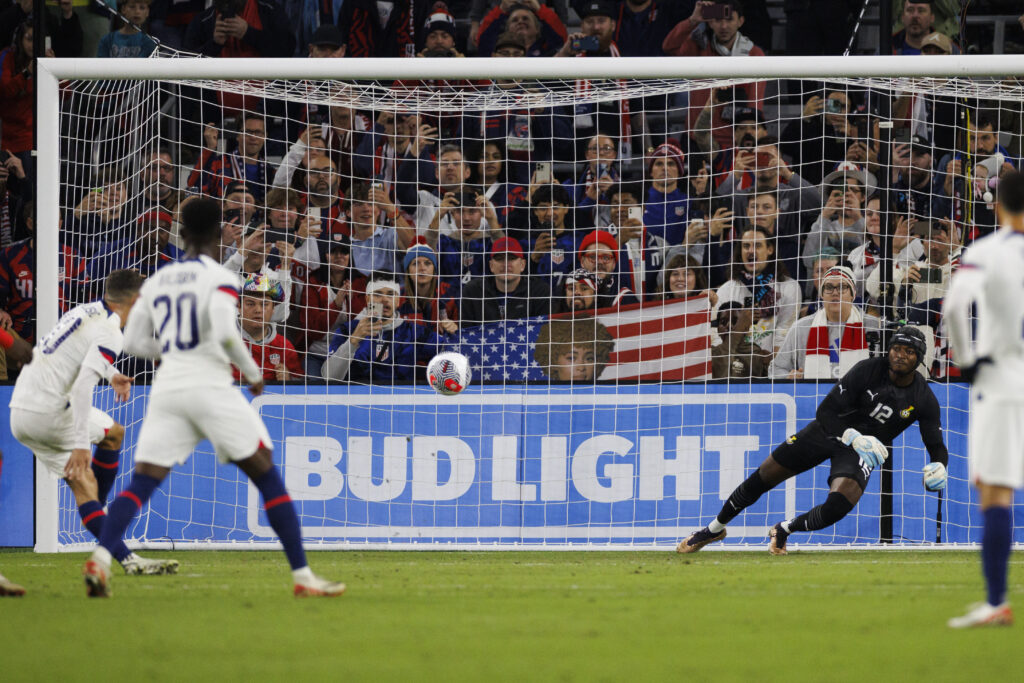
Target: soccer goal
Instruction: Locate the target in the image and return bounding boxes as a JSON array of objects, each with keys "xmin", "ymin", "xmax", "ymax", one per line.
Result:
[{"xmin": 32, "ymin": 53, "xmax": 1024, "ymax": 552}]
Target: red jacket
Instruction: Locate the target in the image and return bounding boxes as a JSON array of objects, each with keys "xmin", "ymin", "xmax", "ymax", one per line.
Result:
[
  {"xmin": 662, "ymin": 19, "xmax": 766, "ymax": 149},
  {"xmin": 0, "ymin": 49, "xmax": 33, "ymax": 153},
  {"xmin": 238, "ymin": 331, "xmax": 303, "ymax": 380}
]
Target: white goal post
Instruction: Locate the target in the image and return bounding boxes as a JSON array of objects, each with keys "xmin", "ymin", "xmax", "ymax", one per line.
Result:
[{"xmin": 32, "ymin": 54, "xmax": 1024, "ymax": 552}]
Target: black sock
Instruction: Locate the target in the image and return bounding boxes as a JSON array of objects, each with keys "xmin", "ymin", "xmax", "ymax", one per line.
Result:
[
  {"xmin": 716, "ymin": 470, "xmax": 771, "ymax": 526},
  {"xmin": 787, "ymin": 492, "xmax": 855, "ymax": 533},
  {"xmin": 91, "ymin": 446, "xmax": 120, "ymax": 504}
]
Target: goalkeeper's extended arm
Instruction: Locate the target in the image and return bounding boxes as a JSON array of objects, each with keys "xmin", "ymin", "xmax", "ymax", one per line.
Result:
[
  {"xmin": 841, "ymin": 428, "xmax": 889, "ymax": 468},
  {"xmin": 209, "ymin": 291, "xmax": 262, "ymax": 385}
]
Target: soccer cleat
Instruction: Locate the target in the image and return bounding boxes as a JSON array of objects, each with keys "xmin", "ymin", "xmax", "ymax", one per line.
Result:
[
  {"xmin": 769, "ymin": 523, "xmax": 789, "ymax": 556},
  {"xmin": 948, "ymin": 602, "xmax": 1013, "ymax": 629},
  {"xmin": 83, "ymin": 558, "xmax": 112, "ymax": 598},
  {"xmin": 0, "ymin": 574, "xmax": 26, "ymax": 597},
  {"xmin": 121, "ymin": 553, "xmax": 180, "ymax": 576},
  {"xmin": 294, "ymin": 574, "xmax": 346, "ymax": 598},
  {"xmin": 676, "ymin": 527, "xmax": 726, "ymax": 553}
]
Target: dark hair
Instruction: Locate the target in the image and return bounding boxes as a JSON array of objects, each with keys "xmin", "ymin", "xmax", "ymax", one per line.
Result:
[
  {"xmin": 998, "ymin": 171, "xmax": 1024, "ymax": 214},
  {"xmin": 534, "ymin": 318, "xmax": 615, "ymax": 381},
  {"xmin": 729, "ymin": 225, "xmax": 791, "ymax": 282},
  {"xmin": 11, "ymin": 20, "xmax": 33, "ymax": 71},
  {"xmin": 104, "ymin": 269, "xmax": 145, "ymax": 303},
  {"xmin": 662, "ymin": 252, "xmax": 708, "ymax": 298},
  {"xmin": 976, "ymin": 111, "xmax": 998, "ymax": 132},
  {"xmin": 348, "ymin": 181, "xmax": 372, "ymax": 204},
  {"xmin": 531, "ymin": 183, "xmax": 570, "ymax": 207},
  {"xmin": 609, "ymin": 181, "xmax": 644, "ymax": 205},
  {"xmin": 180, "ymin": 196, "xmax": 222, "ymax": 246}
]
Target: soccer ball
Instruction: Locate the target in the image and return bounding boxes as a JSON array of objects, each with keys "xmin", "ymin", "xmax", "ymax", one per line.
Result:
[{"xmin": 427, "ymin": 352, "xmax": 472, "ymax": 396}]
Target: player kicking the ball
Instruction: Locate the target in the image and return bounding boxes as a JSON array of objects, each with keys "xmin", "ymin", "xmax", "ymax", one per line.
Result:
[
  {"xmin": 678, "ymin": 326, "xmax": 949, "ymax": 555},
  {"xmin": 82, "ymin": 198, "xmax": 344, "ymax": 598},
  {"xmin": 943, "ymin": 171, "xmax": 1024, "ymax": 628},
  {"xmin": 8, "ymin": 269, "xmax": 179, "ymax": 578}
]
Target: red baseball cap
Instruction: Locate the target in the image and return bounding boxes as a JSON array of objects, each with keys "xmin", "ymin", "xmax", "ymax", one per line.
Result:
[{"xmin": 491, "ymin": 237, "xmax": 524, "ymax": 258}]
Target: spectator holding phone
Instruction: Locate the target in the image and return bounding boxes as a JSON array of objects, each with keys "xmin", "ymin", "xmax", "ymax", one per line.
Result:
[
  {"xmin": 187, "ymin": 113, "xmax": 275, "ymax": 201},
  {"xmin": 322, "ymin": 275, "xmax": 451, "ymax": 383},
  {"xmin": 577, "ymin": 229, "xmax": 637, "ymax": 309},
  {"xmin": 609, "ymin": 182, "xmax": 666, "ymax": 299},
  {"xmin": 567, "ymin": 134, "xmax": 620, "ymax": 226},
  {"xmin": 663, "ymin": 1, "xmax": 765, "ymax": 150},
  {"xmin": 344, "ymin": 181, "xmax": 416, "ymax": 277},
  {"xmin": 215, "ymin": 181, "xmax": 259, "ymax": 259},
  {"xmin": 802, "ymin": 169, "xmax": 874, "ymax": 273},
  {"xmin": 433, "ymin": 187, "xmax": 502, "ymax": 286},
  {"xmin": 1, "ymin": 21, "xmax": 54, "ymax": 166},
  {"xmin": 522, "ymin": 183, "xmax": 580, "ymax": 293},
  {"xmin": 261, "ymin": 188, "xmax": 322, "ymax": 284},
  {"xmin": 184, "ymin": 0, "xmax": 294, "ymax": 59},
  {"xmin": 223, "ymin": 222, "xmax": 295, "ymax": 324},
  {"xmin": 781, "ymin": 89, "xmax": 867, "ymax": 186}
]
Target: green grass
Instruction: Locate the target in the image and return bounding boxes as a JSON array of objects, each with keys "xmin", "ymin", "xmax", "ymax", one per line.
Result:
[{"xmin": 1, "ymin": 549, "xmax": 1022, "ymax": 682}]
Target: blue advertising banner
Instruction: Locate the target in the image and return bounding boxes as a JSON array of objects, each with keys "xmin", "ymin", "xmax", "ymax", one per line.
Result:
[{"xmin": 1, "ymin": 382, "xmax": 1008, "ymax": 548}]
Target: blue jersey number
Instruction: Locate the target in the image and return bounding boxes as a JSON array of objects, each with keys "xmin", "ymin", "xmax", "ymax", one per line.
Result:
[{"xmin": 154, "ymin": 293, "xmax": 199, "ymax": 352}]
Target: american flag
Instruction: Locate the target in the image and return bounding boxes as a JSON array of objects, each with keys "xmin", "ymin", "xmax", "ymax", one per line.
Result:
[{"xmin": 454, "ymin": 296, "xmax": 713, "ymax": 382}]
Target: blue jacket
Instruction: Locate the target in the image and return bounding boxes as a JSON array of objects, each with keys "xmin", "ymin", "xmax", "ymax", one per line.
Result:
[{"xmin": 328, "ymin": 318, "xmax": 448, "ymax": 384}]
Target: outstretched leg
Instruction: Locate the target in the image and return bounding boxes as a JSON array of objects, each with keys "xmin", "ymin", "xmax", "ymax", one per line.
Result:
[
  {"xmin": 769, "ymin": 477, "xmax": 862, "ymax": 555},
  {"xmin": 678, "ymin": 454, "xmax": 796, "ymax": 553},
  {"xmin": 236, "ymin": 447, "xmax": 345, "ymax": 597},
  {"xmin": 83, "ymin": 463, "xmax": 170, "ymax": 597}
]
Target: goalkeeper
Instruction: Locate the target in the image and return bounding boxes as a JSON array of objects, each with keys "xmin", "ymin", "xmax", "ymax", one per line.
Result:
[{"xmin": 679, "ymin": 326, "xmax": 949, "ymax": 555}]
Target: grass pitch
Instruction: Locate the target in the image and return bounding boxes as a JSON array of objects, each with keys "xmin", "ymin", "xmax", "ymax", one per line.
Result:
[{"xmin": 2, "ymin": 549, "xmax": 1022, "ymax": 682}]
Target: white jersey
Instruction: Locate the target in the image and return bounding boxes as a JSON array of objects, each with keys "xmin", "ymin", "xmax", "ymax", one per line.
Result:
[
  {"xmin": 944, "ymin": 227, "xmax": 1024, "ymax": 394},
  {"xmin": 9, "ymin": 301, "xmax": 122, "ymax": 414},
  {"xmin": 125, "ymin": 254, "xmax": 260, "ymax": 392}
]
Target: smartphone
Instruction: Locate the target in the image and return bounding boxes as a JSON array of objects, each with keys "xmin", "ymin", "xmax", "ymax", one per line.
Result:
[
  {"xmin": 0, "ymin": 150, "xmax": 10, "ymax": 164},
  {"xmin": 224, "ymin": 208, "xmax": 242, "ymax": 224},
  {"xmin": 45, "ymin": 36, "xmax": 52, "ymax": 52},
  {"xmin": 825, "ymin": 98, "xmax": 845, "ymax": 114},
  {"xmin": 919, "ymin": 267, "xmax": 943, "ymax": 284},
  {"xmin": 571, "ymin": 35, "xmax": 601, "ymax": 52},
  {"xmin": 366, "ymin": 302, "xmax": 384, "ymax": 320},
  {"xmin": 309, "ymin": 206, "xmax": 322, "ymax": 221},
  {"xmin": 628, "ymin": 206, "xmax": 643, "ymax": 223},
  {"xmin": 702, "ymin": 3, "xmax": 731, "ymax": 20},
  {"xmin": 534, "ymin": 162, "xmax": 552, "ymax": 184},
  {"xmin": 755, "ymin": 152, "xmax": 773, "ymax": 168}
]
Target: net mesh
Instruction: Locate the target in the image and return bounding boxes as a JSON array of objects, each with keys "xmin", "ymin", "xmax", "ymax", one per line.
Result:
[{"xmin": 42, "ymin": 54, "xmax": 1017, "ymax": 549}]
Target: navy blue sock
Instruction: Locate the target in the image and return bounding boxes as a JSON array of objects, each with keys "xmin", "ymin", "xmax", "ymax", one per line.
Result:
[
  {"xmin": 982, "ymin": 506, "xmax": 1012, "ymax": 606},
  {"xmin": 78, "ymin": 501, "xmax": 132, "ymax": 562},
  {"xmin": 98, "ymin": 474, "xmax": 162, "ymax": 556},
  {"xmin": 91, "ymin": 447, "xmax": 120, "ymax": 504},
  {"xmin": 253, "ymin": 467, "xmax": 307, "ymax": 571}
]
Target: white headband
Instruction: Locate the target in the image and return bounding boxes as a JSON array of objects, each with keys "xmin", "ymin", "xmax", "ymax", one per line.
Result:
[{"xmin": 366, "ymin": 279, "xmax": 401, "ymax": 297}]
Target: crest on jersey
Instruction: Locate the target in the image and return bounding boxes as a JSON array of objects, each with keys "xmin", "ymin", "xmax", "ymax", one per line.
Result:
[
  {"xmin": 674, "ymin": 206, "xmax": 685, "ymax": 216},
  {"xmin": 269, "ymin": 353, "xmax": 281, "ymax": 365},
  {"xmin": 901, "ymin": 406, "xmax": 914, "ymax": 419}
]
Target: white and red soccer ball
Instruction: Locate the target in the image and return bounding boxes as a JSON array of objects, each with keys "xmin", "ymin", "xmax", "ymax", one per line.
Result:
[{"xmin": 427, "ymin": 352, "xmax": 472, "ymax": 396}]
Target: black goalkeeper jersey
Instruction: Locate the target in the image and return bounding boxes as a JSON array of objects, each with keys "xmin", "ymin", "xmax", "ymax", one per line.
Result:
[{"xmin": 813, "ymin": 357, "xmax": 948, "ymax": 466}]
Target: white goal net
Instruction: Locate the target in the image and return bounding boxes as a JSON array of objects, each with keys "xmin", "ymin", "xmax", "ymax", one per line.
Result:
[{"xmin": 33, "ymin": 54, "xmax": 1024, "ymax": 550}]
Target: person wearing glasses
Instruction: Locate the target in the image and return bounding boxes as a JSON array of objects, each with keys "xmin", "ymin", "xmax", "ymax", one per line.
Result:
[
  {"xmin": 801, "ymin": 169, "xmax": 876, "ymax": 273},
  {"xmin": 568, "ymin": 134, "xmax": 620, "ymax": 226},
  {"xmin": 769, "ymin": 265, "xmax": 881, "ymax": 380},
  {"xmin": 577, "ymin": 229, "xmax": 637, "ymax": 309}
]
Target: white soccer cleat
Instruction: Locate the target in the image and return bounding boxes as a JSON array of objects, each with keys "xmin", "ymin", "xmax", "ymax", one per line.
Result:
[
  {"xmin": 121, "ymin": 553, "xmax": 180, "ymax": 576},
  {"xmin": 83, "ymin": 557, "xmax": 112, "ymax": 598},
  {"xmin": 948, "ymin": 602, "xmax": 1013, "ymax": 629},
  {"xmin": 0, "ymin": 573, "xmax": 26, "ymax": 597},
  {"xmin": 294, "ymin": 573, "xmax": 346, "ymax": 598}
]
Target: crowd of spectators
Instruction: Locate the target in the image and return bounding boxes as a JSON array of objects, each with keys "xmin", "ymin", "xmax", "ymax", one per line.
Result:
[{"xmin": 1, "ymin": 0, "xmax": 1023, "ymax": 382}]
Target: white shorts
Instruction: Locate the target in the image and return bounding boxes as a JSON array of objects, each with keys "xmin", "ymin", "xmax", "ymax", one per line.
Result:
[
  {"xmin": 10, "ymin": 407, "xmax": 115, "ymax": 477},
  {"xmin": 969, "ymin": 393, "xmax": 1024, "ymax": 489},
  {"xmin": 134, "ymin": 386, "xmax": 273, "ymax": 468}
]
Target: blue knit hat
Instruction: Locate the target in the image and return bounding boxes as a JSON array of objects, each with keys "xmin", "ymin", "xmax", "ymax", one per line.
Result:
[{"xmin": 403, "ymin": 241, "xmax": 439, "ymax": 272}]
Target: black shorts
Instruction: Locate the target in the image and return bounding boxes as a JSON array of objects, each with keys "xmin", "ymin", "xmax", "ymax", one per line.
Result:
[{"xmin": 770, "ymin": 422, "xmax": 871, "ymax": 490}]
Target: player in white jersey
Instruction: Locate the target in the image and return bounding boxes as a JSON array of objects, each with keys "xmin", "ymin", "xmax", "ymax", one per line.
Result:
[
  {"xmin": 943, "ymin": 170, "xmax": 1024, "ymax": 628},
  {"xmin": 8, "ymin": 269, "xmax": 178, "ymax": 578},
  {"xmin": 83, "ymin": 198, "xmax": 344, "ymax": 598}
]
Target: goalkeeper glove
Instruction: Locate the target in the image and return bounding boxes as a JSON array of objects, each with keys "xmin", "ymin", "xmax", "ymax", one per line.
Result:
[
  {"xmin": 841, "ymin": 428, "xmax": 889, "ymax": 469},
  {"xmin": 923, "ymin": 462, "xmax": 948, "ymax": 491}
]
